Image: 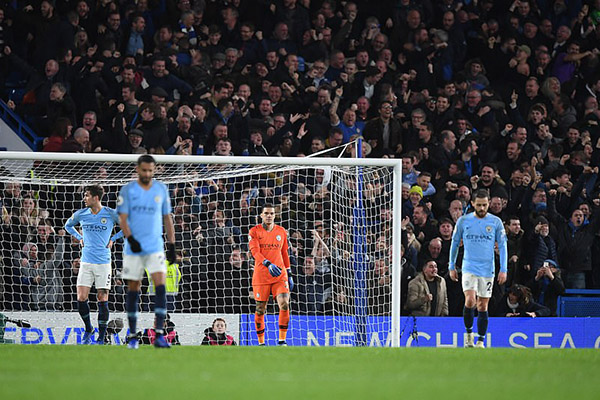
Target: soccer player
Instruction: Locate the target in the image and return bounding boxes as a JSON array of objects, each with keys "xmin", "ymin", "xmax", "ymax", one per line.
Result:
[
  {"xmin": 117, "ymin": 155, "xmax": 177, "ymax": 349},
  {"xmin": 65, "ymin": 185, "xmax": 123, "ymax": 345},
  {"xmin": 249, "ymin": 204, "xmax": 294, "ymax": 346},
  {"xmin": 449, "ymin": 189, "xmax": 507, "ymax": 348}
]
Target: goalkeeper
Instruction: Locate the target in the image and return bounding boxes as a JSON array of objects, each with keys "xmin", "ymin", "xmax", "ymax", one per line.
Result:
[
  {"xmin": 249, "ymin": 204, "xmax": 293, "ymax": 346},
  {"xmin": 65, "ymin": 185, "xmax": 123, "ymax": 345}
]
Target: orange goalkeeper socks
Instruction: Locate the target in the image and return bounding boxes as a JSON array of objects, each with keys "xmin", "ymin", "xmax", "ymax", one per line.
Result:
[
  {"xmin": 278, "ymin": 309, "xmax": 289, "ymax": 342},
  {"xmin": 255, "ymin": 313, "xmax": 265, "ymax": 345}
]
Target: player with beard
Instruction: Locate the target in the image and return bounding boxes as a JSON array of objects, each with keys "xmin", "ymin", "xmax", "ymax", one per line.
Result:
[{"xmin": 449, "ymin": 189, "xmax": 507, "ymax": 348}]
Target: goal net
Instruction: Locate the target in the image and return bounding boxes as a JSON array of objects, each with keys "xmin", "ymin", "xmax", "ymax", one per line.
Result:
[{"xmin": 0, "ymin": 152, "xmax": 402, "ymax": 346}]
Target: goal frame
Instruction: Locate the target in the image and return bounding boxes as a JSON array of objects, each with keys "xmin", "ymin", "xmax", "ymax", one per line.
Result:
[{"xmin": 0, "ymin": 151, "xmax": 403, "ymax": 347}]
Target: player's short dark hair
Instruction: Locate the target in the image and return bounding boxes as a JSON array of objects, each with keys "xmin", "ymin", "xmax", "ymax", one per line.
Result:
[
  {"xmin": 137, "ymin": 154, "xmax": 156, "ymax": 165},
  {"xmin": 85, "ymin": 185, "xmax": 104, "ymax": 199},
  {"xmin": 262, "ymin": 203, "xmax": 275, "ymax": 212},
  {"xmin": 474, "ymin": 189, "xmax": 490, "ymax": 200}
]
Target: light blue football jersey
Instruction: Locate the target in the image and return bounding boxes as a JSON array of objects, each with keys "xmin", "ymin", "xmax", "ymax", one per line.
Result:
[
  {"xmin": 117, "ymin": 179, "xmax": 172, "ymax": 255},
  {"xmin": 65, "ymin": 207, "xmax": 123, "ymax": 264},
  {"xmin": 449, "ymin": 212, "xmax": 508, "ymax": 278}
]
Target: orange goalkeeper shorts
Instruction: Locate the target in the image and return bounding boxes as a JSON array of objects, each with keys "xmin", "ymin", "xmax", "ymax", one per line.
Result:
[{"xmin": 253, "ymin": 280, "xmax": 289, "ymax": 302}]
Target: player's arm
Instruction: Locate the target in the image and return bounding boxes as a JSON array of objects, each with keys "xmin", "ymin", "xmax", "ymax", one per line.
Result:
[
  {"xmin": 117, "ymin": 186, "xmax": 141, "ymax": 252},
  {"xmin": 496, "ymin": 220, "xmax": 508, "ymax": 284},
  {"xmin": 119, "ymin": 212, "xmax": 142, "ymax": 253},
  {"xmin": 161, "ymin": 183, "xmax": 176, "ymax": 262},
  {"xmin": 109, "ymin": 209, "xmax": 124, "ymax": 246},
  {"xmin": 64, "ymin": 212, "xmax": 83, "ymax": 242},
  {"xmin": 281, "ymin": 230, "xmax": 291, "ymax": 270},
  {"xmin": 448, "ymin": 217, "xmax": 463, "ymax": 281},
  {"xmin": 282, "ymin": 230, "xmax": 294, "ymax": 290},
  {"xmin": 248, "ymin": 228, "xmax": 266, "ymax": 264},
  {"xmin": 448, "ymin": 217, "xmax": 463, "ymax": 270},
  {"xmin": 164, "ymin": 213, "xmax": 176, "ymax": 263}
]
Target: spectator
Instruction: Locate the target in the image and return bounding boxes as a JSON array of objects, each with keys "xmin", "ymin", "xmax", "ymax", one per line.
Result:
[
  {"xmin": 492, "ymin": 284, "xmax": 551, "ymax": 317},
  {"xmin": 525, "ymin": 259, "xmax": 565, "ymax": 316},
  {"xmin": 363, "ymin": 100, "xmax": 402, "ymax": 157},
  {"xmin": 141, "ymin": 313, "xmax": 181, "ymax": 346},
  {"xmin": 201, "ymin": 318, "xmax": 236, "ymax": 345},
  {"xmin": 547, "ymin": 189, "xmax": 600, "ymax": 289},
  {"xmin": 296, "ymin": 256, "xmax": 330, "ymax": 314},
  {"xmin": 60, "ymin": 127, "xmax": 89, "ymax": 153},
  {"xmin": 405, "ymin": 260, "xmax": 448, "ymax": 316}
]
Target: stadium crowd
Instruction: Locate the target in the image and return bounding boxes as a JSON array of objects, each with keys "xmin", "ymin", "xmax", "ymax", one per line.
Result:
[{"xmin": 2, "ymin": 0, "xmax": 600, "ymax": 318}]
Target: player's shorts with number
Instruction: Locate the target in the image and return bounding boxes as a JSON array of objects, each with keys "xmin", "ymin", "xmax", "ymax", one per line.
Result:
[
  {"xmin": 78, "ymin": 262, "xmax": 112, "ymax": 290},
  {"xmin": 462, "ymin": 272, "xmax": 494, "ymax": 298},
  {"xmin": 122, "ymin": 252, "xmax": 166, "ymax": 281},
  {"xmin": 253, "ymin": 280, "xmax": 289, "ymax": 301}
]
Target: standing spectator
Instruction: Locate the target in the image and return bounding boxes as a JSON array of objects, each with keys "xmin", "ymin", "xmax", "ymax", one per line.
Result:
[
  {"xmin": 406, "ymin": 260, "xmax": 448, "ymax": 316},
  {"xmin": 547, "ymin": 189, "xmax": 600, "ymax": 289},
  {"xmin": 505, "ymin": 216, "xmax": 526, "ymax": 286},
  {"xmin": 368, "ymin": 257, "xmax": 392, "ymax": 316},
  {"xmin": 297, "ymin": 256, "xmax": 330, "ymax": 314},
  {"xmin": 363, "ymin": 100, "xmax": 402, "ymax": 157},
  {"xmin": 526, "ymin": 259, "xmax": 565, "ymax": 316}
]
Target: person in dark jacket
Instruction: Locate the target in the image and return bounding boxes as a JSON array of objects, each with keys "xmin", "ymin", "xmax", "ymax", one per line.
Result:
[
  {"xmin": 547, "ymin": 189, "xmax": 600, "ymax": 289},
  {"xmin": 137, "ymin": 102, "xmax": 170, "ymax": 151},
  {"xmin": 492, "ymin": 284, "xmax": 551, "ymax": 317},
  {"xmin": 525, "ymin": 259, "xmax": 565, "ymax": 316},
  {"xmin": 362, "ymin": 100, "xmax": 403, "ymax": 157},
  {"xmin": 526, "ymin": 215, "xmax": 558, "ymax": 279},
  {"xmin": 201, "ymin": 318, "xmax": 237, "ymax": 345}
]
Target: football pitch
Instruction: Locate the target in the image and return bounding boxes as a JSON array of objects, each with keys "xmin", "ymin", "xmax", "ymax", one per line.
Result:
[{"xmin": 1, "ymin": 346, "xmax": 598, "ymax": 400}]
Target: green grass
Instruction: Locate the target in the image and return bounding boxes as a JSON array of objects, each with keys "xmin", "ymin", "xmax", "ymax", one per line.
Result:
[{"xmin": 1, "ymin": 346, "xmax": 599, "ymax": 399}]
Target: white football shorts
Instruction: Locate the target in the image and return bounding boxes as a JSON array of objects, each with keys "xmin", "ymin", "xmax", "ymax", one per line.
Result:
[
  {"xmin": 122, "ymin": 252, "xmax": 166, "ymax": 281},
  {"xmin": 462, "ymin": 272, "xmax": 494, "ymax": 298},
  {"xmin": 78, "ymin": 262, "xmax": 112, "ymax": 290}
]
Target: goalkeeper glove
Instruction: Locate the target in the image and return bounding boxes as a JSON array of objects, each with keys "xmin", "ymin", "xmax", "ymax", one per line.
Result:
[
  {"xmin": 288, "ymin": 274, "xmax": 294, "ymax": 292},
  {"xmin": 166, "ymin": 243, "xmax": 177, "ymax": 264},
  {"xmin": 263, "ymin": 259, "xmax": 282, "ymax": 277},
  {"xmin": 128, "ymin": 236, "xmax": 142, "ymax": 253}
]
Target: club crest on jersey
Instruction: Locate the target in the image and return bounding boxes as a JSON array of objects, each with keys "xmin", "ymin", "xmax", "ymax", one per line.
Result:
[
  {"xmin": 276, "ymin": 235, "xmax": 282, "ymax": 241},
  {"xmin": 101, "ymin": 218, "xmax": 107, "ymax": 224},
  {"xmin": 154, "ymin": 195, "xmax": 161, "ymax": 203},
  {"xmin": 256, "ymin": 292, "xmax": 260, "ymax": 299},
  {"xmin": 117, "ymin": 195, "xmax": 124, "ymax": 206},
  {"xmin": 486, "ymin": 226, "xmax": 492, "ymax": 233}
]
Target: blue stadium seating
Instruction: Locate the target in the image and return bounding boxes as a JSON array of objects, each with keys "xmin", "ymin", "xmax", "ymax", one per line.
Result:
[{"xmin": 557, "ymin": 289, "xmax": 600, "ymax": 317}]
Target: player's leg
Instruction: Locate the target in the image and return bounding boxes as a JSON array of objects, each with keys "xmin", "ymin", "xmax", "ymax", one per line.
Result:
[
  {"xmin": 122, "ymin": 254, "xmax": 145, "ymax": 349},
  {"xmin": 275, "ymin": 292, "xmax": 290, "ymax": 346},
  {"xmin": 97, "ymin": 289, "xmax": 109, "ymax": 344},
  {"xmin": 475, "ymin": 276, "xmax": 493, "ymax": 347},
  {"xmin": 254, "ymin": 285, "xmax": 268, "ymax": 345},
  {"xmin": 147, "ymin": 252, "xmax": 169, "ymax": 347},
  {"xmin": 95, "ymin": 264, "xmax": 112, "ymax": 344},
  {"xmin": 76, "ymin": 263, "xmax": 94, "ymax": 344},
  {"xmin": 144, "ymin": 253, "xmax": 169, "ymax": 348},
  {"xmin": 461, "ymin": 273, "xmax": 478, "ymax": 347},
  {"xmin": 273, "ymin": 280, "xmax": 291, "ymax": 345},
  {"xmin": 150, "ymin": 271, "xmax": 167, "ymax": 333},
  {"xmin": 77, "ymin": 285, "xmax": 94, "ymax": 344},
  {"xmin": 126, "ymin": 279, "xmax": 141, "ymax": 334}
]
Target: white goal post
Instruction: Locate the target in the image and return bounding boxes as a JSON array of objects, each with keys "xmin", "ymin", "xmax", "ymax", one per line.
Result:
[{"xmin": 0, "ymin": 151, "xmax": 403, "ymax": 346}]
